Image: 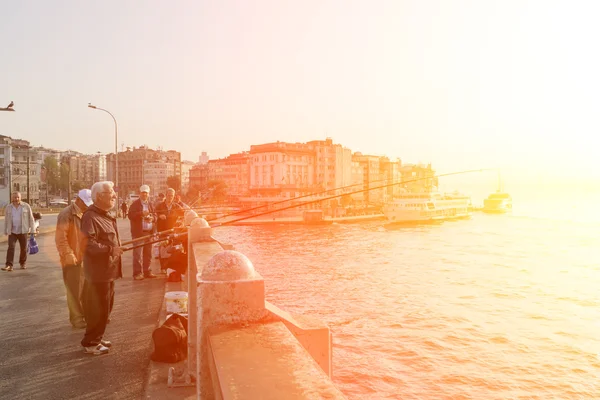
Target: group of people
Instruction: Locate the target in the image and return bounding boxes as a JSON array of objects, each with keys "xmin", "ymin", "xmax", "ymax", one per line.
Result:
[{"xmin": 3, "ymin": 183, "xmax": 191, "ymax": 356}]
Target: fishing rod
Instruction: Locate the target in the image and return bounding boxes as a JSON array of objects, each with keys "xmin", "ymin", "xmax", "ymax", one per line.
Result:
[
  {"xmin": 120, "ymin": 227, "xmax": 186, "ymax": 247},
  {"xmin": 212, "ymin": 168, "xmax": 492, "ymax": 227},
  {"xmin": 196, "ymin": 175, "xmax": 418, "ymax": 222},
  {"xmin": 121, "ymin": 231, "xmax": 188, "ymax": 252}
]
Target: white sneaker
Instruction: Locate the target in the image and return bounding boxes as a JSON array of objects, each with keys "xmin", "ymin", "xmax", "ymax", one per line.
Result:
[
  {"xmin": 100, "ymin": 339, "xmax": 112, "ymax": 348},
  {"xmin": 83, "ymin": 344, "xmax": 110, "ymax": 355}
]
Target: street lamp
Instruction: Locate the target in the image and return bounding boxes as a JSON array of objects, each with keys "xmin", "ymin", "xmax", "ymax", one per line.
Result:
[{"xmin": 87, "ymin": 103, "xmax": 118, "ymax": 193}]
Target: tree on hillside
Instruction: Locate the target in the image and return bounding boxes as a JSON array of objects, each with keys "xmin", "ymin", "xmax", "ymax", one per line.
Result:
[
  {"xmin": 166, "ymin": 175, "xmax": 181, "ymax": 192},
  {"xmin": 59, "ymin": 163, "xmax": 70, "ymax": 192},
  {"xmin": 71, "ymin": 181, "xmax": 86, "ymax": 193},
  {"xmin": 43, "ymin": 156, "xmax": 60, "ymax": 194},
  {"xmin": 207, "ymin": 180, "xmax": 228, "ymax": 204},
  {"xmin": 186, "ymin": 185, "xmax": 202, "ymax": 204}
]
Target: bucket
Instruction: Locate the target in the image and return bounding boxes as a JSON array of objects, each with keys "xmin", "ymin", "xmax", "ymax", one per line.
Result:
[{"xmin": 165, "ymin": 291, "xmax": 188, "ymax": 314}]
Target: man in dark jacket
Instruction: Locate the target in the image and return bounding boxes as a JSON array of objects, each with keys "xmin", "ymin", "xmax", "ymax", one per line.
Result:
[
  {"xmin": 55, "ymin": 189, "xmax": 93, "ymax": 329},
  {"xmin": 80, "ymin": 181, "xmax": 123, "ymax": 356},
  {"xmin": 155, "ymin": 188, "xmax": 184, "ymax": 273},
  {"xmin": 128, "ymin": 184, "xmax": 157, "ymax": 280},
  {"xmin": 155, "ymin": 188, "xmax": 184, "ymax": 232}
]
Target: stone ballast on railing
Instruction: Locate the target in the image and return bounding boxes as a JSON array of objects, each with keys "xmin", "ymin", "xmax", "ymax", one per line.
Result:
[{"xmin": 185, "ymin": 217, "xmax": 346, "ymax": 400}]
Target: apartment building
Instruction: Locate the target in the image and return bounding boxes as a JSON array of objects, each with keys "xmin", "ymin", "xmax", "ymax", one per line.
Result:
[
  {"xmin": 248, "ymin": 141, "xmax": 316, "ymax": 198},
  {"xmin": 180, "ymin": 160, "xmax": 196, "ymax": 195},
  {"xmin": 10, "ymin": 139, "xmax": 41, "ymax": 205},
  {"xmin": 352, "ymin": 152, "xmax": 384, "ymax": 205},
  {"xmin": 307, "ymin": 138, "xmax": 352, "ymax": 193},
  {"xmin": 399, "ymin": 163, "xmax": 438, "ymax": 193},
  {"xmin": 107, "ymin": 146, "xmax": 181, "ymax": 196},
  {"xmin": 206, "ymin": 152, "xmax": 250, "ymax": 198}
]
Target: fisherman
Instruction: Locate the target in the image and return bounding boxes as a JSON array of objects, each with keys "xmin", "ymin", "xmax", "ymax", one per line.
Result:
[
  {"xmin": 55, "ymin": 189, "xmax": 93, "ymax": 329},
  {"xmin": 155, "ymin": 188, "xmax": 184, "ymax": 273},
  {"xmin": 128, "ymin": 184, "xmax": 157, "ymax": 280},
  {"xmin": 80, "ymin": 181, "xmax": 123, "ymax": 356}
]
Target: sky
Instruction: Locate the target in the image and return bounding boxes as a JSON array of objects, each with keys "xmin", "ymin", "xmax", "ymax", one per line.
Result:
[{"xmin": 2, "ymin": 0, "xmax": 599, "ymax": 189}]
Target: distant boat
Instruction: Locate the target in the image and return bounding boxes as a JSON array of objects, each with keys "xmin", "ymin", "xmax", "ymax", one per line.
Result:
[
  {"xmin": 482, "ymin": 172, "xmax": 512, "ymax": 214},
  {"xmin": 383, "ymin": 190, "xmax": 472, "ymax": 223}
]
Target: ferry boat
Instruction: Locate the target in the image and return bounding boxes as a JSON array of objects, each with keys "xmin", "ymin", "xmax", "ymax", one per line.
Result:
[
  {"xmin": 383, "ymin": 191, "xmax": 472, "ymax": 223},
  {"xmin": 482, "ymin": 171, "xmax": 512, "ymax": 213},
  {"xmin": 482, "ymin": 192, "xmax": 512, "ymax": 213}
]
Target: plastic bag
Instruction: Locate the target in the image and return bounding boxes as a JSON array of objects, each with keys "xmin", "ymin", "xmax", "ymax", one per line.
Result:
[{"xmin": 28, "ymin": 234, "xmax": 39, "ymax": 255}]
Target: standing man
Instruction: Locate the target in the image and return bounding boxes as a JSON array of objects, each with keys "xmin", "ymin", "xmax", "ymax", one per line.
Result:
[
  {"xmin": 128, "ymin": 184, "xmax": 157, "ymax": 280},
  {"xmin": 154, "ymin": 192, "xmax": 165, "ymax": 209},
  {"xmin": 80, "ymin": 181, "xmax": 123, "ymax": 355},
  {"xmin": 156, "ymin": 188, "xmax": 184, "ymax": 232},
  {"xmin": 55, "ymin": 189, "xmax": 93, "ymax": 329},
  {"xmin": 2, "ymin": 192, "xmax": 35, "ymax": 271}
]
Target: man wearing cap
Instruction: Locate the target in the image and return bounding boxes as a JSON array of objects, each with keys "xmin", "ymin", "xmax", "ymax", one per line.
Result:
[
  {"xmin": 128, "ymin": 184, "xmax": 157, "ymax": 280},
  {"xmin": 55, "ymin": 189, "xmax": 93, "ymax": 329}
]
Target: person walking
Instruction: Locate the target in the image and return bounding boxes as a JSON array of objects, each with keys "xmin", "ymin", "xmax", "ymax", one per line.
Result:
[
  {"xmin": 2, "ymin": 192, "xmax": 36, "ymax": 271},
  {"xmin": 80, "ymin": 181, "xmax": 123, "ymax": 355},
  {"xmin": 128, "ymin": 184, "xmax": 157, "ymax": 280},
  {"xmin": 55, "ymin": 189, "xmax": 93, "ymax": 329},
  {"xmin": 120, "ymin": 201, "xmax": 128, "ymax": 219}
]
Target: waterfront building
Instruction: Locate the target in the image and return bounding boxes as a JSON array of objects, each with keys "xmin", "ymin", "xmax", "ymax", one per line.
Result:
[
  {"xmin": 180, "ymin": 160, "xmax": 196, "ymax": 195},
  {"xmin": 198, "ymin": 151, "xmax": 209, "ymax": 165},
  {"xmin": 207, "ymin": 152, "xmax": 250, "ymax": 200},
  {"xmin": 399, "ymin": 163, "xmax": 438, "ymax": 193},
  {"xmin": 106, "ymin": 146, "xmax": 182, "ymax": 197},
  {"xmin": 380, "ymin": 156, "xmax": 403, "ymax": 201},
  {"xmin": 189, "ymin": 163, "xmax": 209, "ymax": 196},
  {"xmin": 352, "ymin": 152, "xmax": 384, "ymax": 205}
]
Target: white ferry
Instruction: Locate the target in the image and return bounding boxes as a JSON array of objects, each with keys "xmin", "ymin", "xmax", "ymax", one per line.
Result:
[
  {"xmin": 383, "ymin": 191, "xmax": 472, "ymax": 223},
  {"xmin": 482, "ymin": 192, "xmax": 512, "ymax": 213},
  {"xmin": 482, "ymin": 171, "xmax": 512, "ymax": 213}
]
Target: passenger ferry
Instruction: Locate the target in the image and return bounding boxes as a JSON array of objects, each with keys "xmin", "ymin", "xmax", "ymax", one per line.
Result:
[
  {"xmin": 482, "ymin": 171, "xmax": 512, "ymax": 213},
  {"xmin": 383, "ymin": 190, "xmax": 472, "ymax": 223},
  {"xmin": 482, "ymin": 192, "xmax": 512, "ymax": 213}
]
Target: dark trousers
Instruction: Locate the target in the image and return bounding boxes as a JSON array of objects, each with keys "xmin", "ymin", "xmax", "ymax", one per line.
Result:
[
  {"xmin": 81, "ymin": 280, "xmax": 114, "ymax": 347},
  {"xmin": 62, "ymin": 264, "xmax": 85, "ymax": 325},
  {"xmin": 6, "ymin": 233, "xmax": 27, "ymax": 267},
  {"xmin": 132, "ymin": 233, "xmax": 153, "ymax": 276}
]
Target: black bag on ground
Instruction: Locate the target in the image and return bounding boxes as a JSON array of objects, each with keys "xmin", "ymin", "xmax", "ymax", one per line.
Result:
[{"xmin": 151, "ymin": 313, "xmax": 188, "ymax": 363}]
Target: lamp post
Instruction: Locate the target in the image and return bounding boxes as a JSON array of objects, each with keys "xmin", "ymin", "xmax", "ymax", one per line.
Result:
[{"xmin": 87, "ymin": 103, "xmax": 118, "ymax": 193}]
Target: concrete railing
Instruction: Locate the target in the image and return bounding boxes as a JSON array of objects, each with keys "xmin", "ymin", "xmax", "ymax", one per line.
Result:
[{"xmin": 184, "ymin": 218, "xmax": 346, "ymax": 399}]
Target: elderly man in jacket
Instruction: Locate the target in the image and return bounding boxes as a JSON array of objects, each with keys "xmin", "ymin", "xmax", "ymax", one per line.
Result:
[
  {"xmin": 55, "ymin": 189, "xmax": 93, "ymax": 329},
  {"xmin": 128, "ymin": 184, "xmax": 157, "ymax": 280},
  {"xmin": 80, "ymin": 181, "xmax": 123, "ymax": 356},
  {"xmin": 2, "ymin": 192, "xmax": 36, "ymax": 272}
]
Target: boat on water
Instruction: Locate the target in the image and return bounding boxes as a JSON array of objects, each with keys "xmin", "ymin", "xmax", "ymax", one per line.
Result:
[
  {"xmin": 482, "ymin": 192, "xmax": 512, "ymax": 213},
  {"xmin": 383, "ymin": 190, "xmax": 472, "ymax": 223},
  {"xmin": 482, "ymin": 171, "xmax": 512, "ymax": 213}
]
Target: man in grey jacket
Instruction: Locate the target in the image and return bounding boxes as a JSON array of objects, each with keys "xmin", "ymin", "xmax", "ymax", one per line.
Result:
[
  {"xmin": 2, "ymin": 192, "xmax": 35, "ymax": 271},
  {"xmin": 55, "ymin": 189, "xmax": 93, "ymax": 329}
]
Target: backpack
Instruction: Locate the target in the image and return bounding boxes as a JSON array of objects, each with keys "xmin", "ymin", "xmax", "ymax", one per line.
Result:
[{"xmin": 151, "ymin": 313, "xmax": 188, "ymax": 363}]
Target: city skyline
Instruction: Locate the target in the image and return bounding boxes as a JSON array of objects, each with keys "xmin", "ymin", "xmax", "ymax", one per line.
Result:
[{"xmin": 2, "ymin": 1, "xmax": 599, "ymax": 188}]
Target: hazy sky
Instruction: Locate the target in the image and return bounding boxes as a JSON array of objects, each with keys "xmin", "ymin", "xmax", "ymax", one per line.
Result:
[{"xmin": 2, "ymin": 0, "xmax": 599, "ymax": 186}]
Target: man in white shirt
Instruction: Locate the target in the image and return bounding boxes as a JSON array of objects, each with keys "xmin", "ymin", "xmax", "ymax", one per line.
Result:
[{"xmin": 2, "ymin": 192, "xmax": 36, "ymax": 271}]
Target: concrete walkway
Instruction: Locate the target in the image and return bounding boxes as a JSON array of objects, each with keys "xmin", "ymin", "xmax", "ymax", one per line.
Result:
[{"xmin": 0, "ymin": 219, "xmax": 167, "ymax": 400}]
